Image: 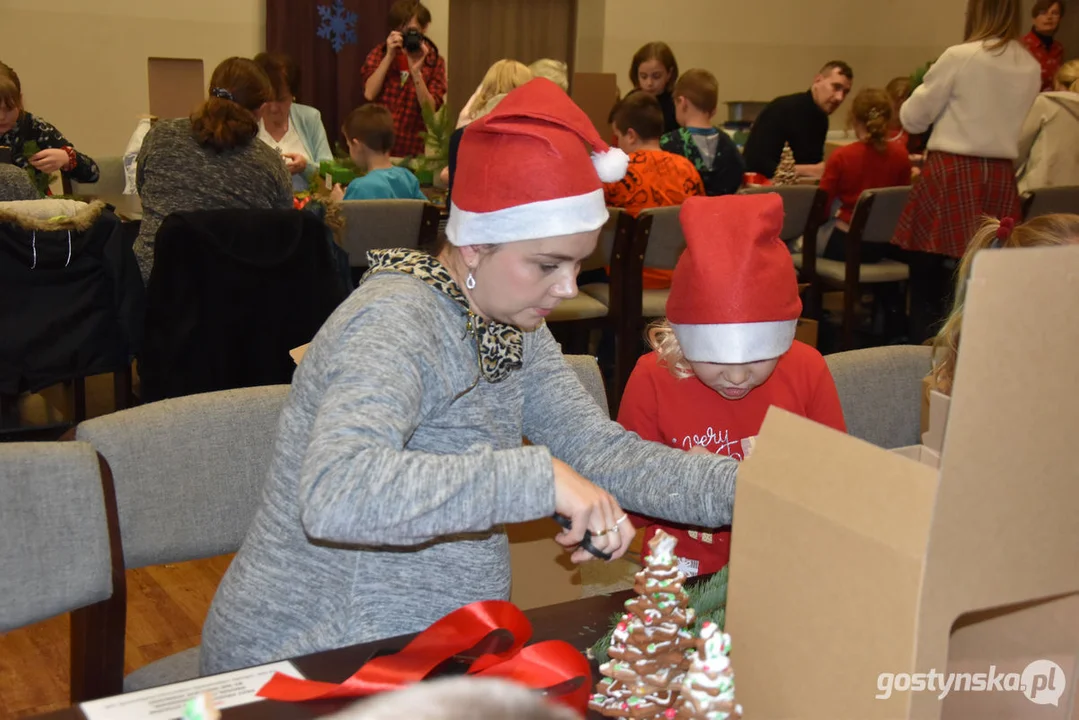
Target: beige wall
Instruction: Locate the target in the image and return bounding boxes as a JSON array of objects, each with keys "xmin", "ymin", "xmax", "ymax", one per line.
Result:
[
  {"xmin": 601, "ymin": 0, "xmax": 969, "ymax": 127},
  {"xmin": 3, "ymin": 0, "xmax": 264, "ymax": 159}
]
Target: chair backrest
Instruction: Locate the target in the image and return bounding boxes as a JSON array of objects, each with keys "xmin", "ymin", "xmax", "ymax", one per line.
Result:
[
  {"xmin": 0, "ymin": 442, "xmax": 117, "ymax": 631},
  {"xmin": 740, "ymin": 185, "xmax": 822, "ymax": 242},
  {"xmin": 339, "ymin": 200, "xmax": 439, "ymax": 268},
  {"xmin": 1021, "ymin": 185, "xmax": 1079, "ymax": 220},
  {"xmin": 71, "ymin": 156, "xmax": 126, "ymax": 198},
  {"xmin": 564, "ymin": 354, "xmax": 609, "ymax": 414},
  {"xmin": 824, "ymin": 345, "xmax": 932, "ymax": 449},
  {"xmin": 76, "ymin": 385, "xmax": 289, "ymax": 569},
  {"xmin": 636, "ymin": 206, "xmax": 685, "ymax": 270},
  {"xmin": 850, "ymin": 186, "xmax": 911, "ymax": 245},
  {"xmin": 580, "ymin": 207, "xmax": 629, "ymax": 272}
]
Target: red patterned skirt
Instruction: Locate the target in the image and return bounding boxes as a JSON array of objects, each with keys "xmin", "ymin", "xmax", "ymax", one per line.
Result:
[{"xmin": 893, "ymin": 151, "xmax": 1021, "ymax": 258}]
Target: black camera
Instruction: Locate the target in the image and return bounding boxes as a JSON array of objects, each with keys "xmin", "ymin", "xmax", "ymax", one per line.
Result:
[{"xmin": 402, "ymin": 28, "xmax": 424, "ymax": 53}]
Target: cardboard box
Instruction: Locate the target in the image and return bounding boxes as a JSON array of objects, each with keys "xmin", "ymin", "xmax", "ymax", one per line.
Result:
[
  {"xmin": 148, "ymin": 57, "xmax": 205, "ymax": 120},
  {"xmin": 571, "ymin": 72, "xmax": 619, "ymax": 141},
  {"xmin": 725, "ymin": 245, "xmax": 1079, "ymax": 719}
]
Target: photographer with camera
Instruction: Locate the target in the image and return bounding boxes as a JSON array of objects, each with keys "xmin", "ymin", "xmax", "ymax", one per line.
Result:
[{"xmin": 361, "ymin": 0, "xmax": 447, "ymax": 158}]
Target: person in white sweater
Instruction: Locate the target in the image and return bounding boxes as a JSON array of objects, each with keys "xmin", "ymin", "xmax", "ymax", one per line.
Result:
[
  {"xmin": 892, "ymin": 0, "xmax": 1039, "ymax": 342},
  {"xmin": 1016, "ymin": 59, "xmax": 1079, "ymax": 193}
]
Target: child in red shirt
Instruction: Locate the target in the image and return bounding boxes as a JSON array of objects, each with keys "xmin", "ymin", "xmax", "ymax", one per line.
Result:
[
  {"xmin": 819, "ymin": 88, "xmax": 912, "ymax": 263},
  {"xmin": 618, "ymin": 194, "xmax": 846, "ymax": 577}
]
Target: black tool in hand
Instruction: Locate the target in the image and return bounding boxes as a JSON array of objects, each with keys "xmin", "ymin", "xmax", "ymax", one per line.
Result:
[{"xmin": 552, "ymin": 513, "xmax": 612, "ymax": 561}]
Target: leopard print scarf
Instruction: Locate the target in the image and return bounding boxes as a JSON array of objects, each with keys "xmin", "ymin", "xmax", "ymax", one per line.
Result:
[{"xmin": 364, "ymin": 249, "xmax": 523, "ymax": 383}]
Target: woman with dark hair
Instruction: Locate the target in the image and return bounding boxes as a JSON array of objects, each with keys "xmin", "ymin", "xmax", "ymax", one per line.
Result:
[
  {"xmin": 0, "ymin": 61, "xmax": 99, "ymax": 191},
  {"xmin": 1022, "ymin": 0, "xmax": 1067, "ymax": 91},
  {"xmin": 134, "ymin": 57, "xmax": 292, "ymax": 282},
  {"xmin": 253, "ymin": 53, "xmax": 333, "ymax": 191}
]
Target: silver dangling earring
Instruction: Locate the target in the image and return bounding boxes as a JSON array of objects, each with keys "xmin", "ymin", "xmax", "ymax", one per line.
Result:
[{"xmin": 465, "ymin": 271, "xmax": 476, "ymax": 290}]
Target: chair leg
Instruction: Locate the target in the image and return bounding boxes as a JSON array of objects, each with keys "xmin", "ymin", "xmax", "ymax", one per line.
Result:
[
  {"xmin": 113, "ymin": 364, "xmax": 134, "ymax": 411},
  {"xmin": 842, "ymin": 284, "xmax": 858, "ymax": 351},
  {"xmin": 73, "ymin": 377, "xmax": 88, "ymax": 423}
]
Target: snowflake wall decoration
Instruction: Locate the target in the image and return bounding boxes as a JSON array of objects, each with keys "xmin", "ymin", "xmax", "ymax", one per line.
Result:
[{"xmin": 317, "ymin": 0, "xmax": 358, "ymax": 53}]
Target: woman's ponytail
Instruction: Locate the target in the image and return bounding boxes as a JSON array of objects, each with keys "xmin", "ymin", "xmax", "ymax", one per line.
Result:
[{"xmin": 190, "ymin": 57, "xmax": 272, "ymax": 153}]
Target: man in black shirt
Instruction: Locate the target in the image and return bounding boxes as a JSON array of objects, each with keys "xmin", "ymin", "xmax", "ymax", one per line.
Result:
[{"xmin": 743, "ymin": 61, "xmax": 854, "ymax": 179}]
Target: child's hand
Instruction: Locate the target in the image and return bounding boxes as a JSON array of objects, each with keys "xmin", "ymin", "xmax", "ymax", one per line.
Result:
[
  {"xmin": 29, "ymin": 148, "xmax": 70, "ymax": 174},
  {"xmin": 386, "ymin": 30, "xmax": 403, "ymax": 56},
  {"xmin": 329, "ymin": 184, "xmax": 345, "ymax": 202},
  {"xmin": 408, "ymin": 43, "xmax": 429, "ymax": 75},
  {"xmin": 687, "ymin": 445, "xmax": 714, "ymax": 456}
]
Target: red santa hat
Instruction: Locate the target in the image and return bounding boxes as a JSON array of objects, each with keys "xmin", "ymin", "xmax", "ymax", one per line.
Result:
[
  {"xmin": 666, "ymin": 194, "xmax": 802, "ymax": 364},
  {"xmin": 445, "ymin": 78, "xmax": 629, "ymax": 246}
]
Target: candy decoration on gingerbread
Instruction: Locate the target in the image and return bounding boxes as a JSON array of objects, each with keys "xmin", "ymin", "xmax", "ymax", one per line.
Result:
[
  {"xmin": 588, "ymin": 530, "xmax": 697, "ymax": 719},
  {"xmin": 674, "ymin": 621, "xmax": 742, "ymax": 720}
]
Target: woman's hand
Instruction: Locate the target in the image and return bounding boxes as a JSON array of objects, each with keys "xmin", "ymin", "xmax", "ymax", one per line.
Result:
[
  {"xmin": 29, "ymin": 148, "xmax": 70, "ymax": 174},
  {"xmin": 329, "ymin": 183, "xmax": 345, "ymax": 202},
  {"xmin": 552, "ymin": 458, "xmax": 632, "ymax": 563},
  {"xmin": 687, "ymin": 445, "xmax": 713, "ymax": 456},
  {"xmin": 283, "ymin": 152, "xmax": 307, "ymax": 176},
  {"xmin": 386, "ymin": 30, "xmax": 403, "ymax": 57}
]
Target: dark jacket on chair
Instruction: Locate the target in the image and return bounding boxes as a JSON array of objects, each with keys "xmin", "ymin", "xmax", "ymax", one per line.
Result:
[
  {"xmin": 0, "ymin": 201, "xmax": 144, "ymax": 394},
  {"xmin": 139, "ymin": 208, "xmax": 350, "ymax": 402}
]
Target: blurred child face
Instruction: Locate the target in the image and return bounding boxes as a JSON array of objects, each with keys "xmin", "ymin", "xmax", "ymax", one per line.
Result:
[
  {"xmin": 689, "ymin": 358, "xmax": 781, "ymax": 400},
  {"xmin": 454, "ymin": 232, "xmax": 599, "ymax": 330},
  {"xmin": 0, "ymin": 102, "xmax": 19, "ymax": 135},
  {"xmin": 637, "ymin": 59, "xmax": 671, "ymax": 96},
  {"xmin": 1034, "ymin": 2, "xmax": 1062, "ymax": 34},
  {"xmin": 346, "ymin": 137, "xmax": 368, "ymax": 168}
]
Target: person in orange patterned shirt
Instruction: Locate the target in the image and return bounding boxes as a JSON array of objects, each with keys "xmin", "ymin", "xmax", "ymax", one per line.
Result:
[{"xmin": 605, "ymin": 91, "xmax": 704, "ymax": 289}]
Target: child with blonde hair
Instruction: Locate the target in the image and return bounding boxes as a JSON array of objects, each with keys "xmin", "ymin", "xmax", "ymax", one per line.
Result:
[
  {"xmin": 618, "ymin": 194, "xmax": 846, "ymax": 577},
  {"xmin": 457, "ymin": 59, "xmax": 533, "ymax": 128},
  {"xmin": 819, "ymin": 88, "xmax": 913, "ymax": 261},
  {"xmin": 931, "ymin": 213, "xmax": 1079, "ymax": 394},
  {"xmin": 528, "ymin": 58, "xmax": 569, "ymax": 92}
]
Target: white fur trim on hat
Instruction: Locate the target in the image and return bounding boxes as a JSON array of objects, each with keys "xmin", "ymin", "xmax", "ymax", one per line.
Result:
[
  {"xmin": 670, "ymin": 320, "xmax": 798, "ymax": 364},
  {"xmin": 592, "ymin": 147, "xmax": 629, "ymax": 183},
  {"xmin": 446, "ymin": 189, "xmax": 609, "ymax": 246}
]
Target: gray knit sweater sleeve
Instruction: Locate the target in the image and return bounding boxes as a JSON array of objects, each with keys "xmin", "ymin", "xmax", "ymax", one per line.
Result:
[
  {"xmin": 523, "ymin": 327, "xmax": 737, "ymax": 527},
  {"xmin": 295, "ymin": 276, "xmax": 556, "ymax": 546}
]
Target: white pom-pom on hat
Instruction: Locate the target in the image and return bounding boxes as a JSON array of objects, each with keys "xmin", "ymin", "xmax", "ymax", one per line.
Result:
[{"xmin": 592, "ymin": 147, "xmax": 629, "ymax": 183}]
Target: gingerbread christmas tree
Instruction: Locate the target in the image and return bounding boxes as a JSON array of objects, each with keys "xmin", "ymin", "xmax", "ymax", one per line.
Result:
[
  {"xmin": 588, "ymin": 530, "xmax": 697, "ymax": 719},
  {"xmin": 772, "ymin": 142, "xmax": 797, "ymax": 186},
  {"xmin": 674, "ymin": 621, "xmax": 742, "ymax": 720}
]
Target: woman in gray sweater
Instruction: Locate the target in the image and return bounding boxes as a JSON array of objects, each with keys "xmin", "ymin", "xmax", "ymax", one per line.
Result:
[
  {"xmin": 201, "ymin": 79, "xmax": 738, "ymax": 674},
  {"xmin": 134, "ymin": 57, "xmax": 292, "ymax": 282}
]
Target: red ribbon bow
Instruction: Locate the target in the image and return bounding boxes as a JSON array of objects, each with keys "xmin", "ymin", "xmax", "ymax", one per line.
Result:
[
  {"xmin": 997, "ymin": 216, "xmax": 1016, "ymax": 240},
  {"xmin": 257, "ymin": 600, "xmax": 592, "ymax": 713}
]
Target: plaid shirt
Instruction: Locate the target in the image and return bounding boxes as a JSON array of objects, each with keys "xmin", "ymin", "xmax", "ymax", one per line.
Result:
[
  {"xmin": 1021, "ymin": 31, "xmax": 1064, "ymax": 92},
  {"xmin": 361, "ymin": 43, "xmax": 447, "ymax": 157}
]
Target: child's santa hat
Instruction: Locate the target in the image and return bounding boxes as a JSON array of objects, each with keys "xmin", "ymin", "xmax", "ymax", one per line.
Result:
[
  {"xmin": 667, "ymin": 194, "xmax": 802, "ymax": 364},
  {"xmin": 446, "ymin": 78, "xmax": 629, "ymax": 246}
]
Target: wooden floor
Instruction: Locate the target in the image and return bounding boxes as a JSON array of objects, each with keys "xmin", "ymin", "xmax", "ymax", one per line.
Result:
[{"xmin": 0, "ymin": 555, "xmax": 232, "ymax": 720}]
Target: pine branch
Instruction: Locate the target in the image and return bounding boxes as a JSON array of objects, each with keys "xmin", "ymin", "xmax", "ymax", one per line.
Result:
[{"xmin": 589, "ymin": 610, "xmax": 626, "ymax": 664}]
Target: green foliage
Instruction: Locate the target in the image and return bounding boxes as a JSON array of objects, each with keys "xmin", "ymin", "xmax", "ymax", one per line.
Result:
[
  {"xmin": 590, "ymin": 567, "xmax": 730, "ymax": 664},
  {"xmin": 910, "ymin": 61, "xmax": 933, "ymax": 92},
  {"xmin": 417, "ymin": 102, "xmax": 453, "ymax": 173},
  {"xmin": 21, "ymin": 140, "xmax": 50, "ymax": 197}
]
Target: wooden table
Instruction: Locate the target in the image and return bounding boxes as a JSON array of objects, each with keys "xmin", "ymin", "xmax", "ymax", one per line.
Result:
[{"xmin": 34, "ymin": 589, "xmax": 634, "ymax": 720}]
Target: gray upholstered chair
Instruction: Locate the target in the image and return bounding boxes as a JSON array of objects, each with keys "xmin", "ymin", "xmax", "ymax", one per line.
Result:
[
  {"xmin": 563, "ymin": 354, "xmax": 608, "ymax": 414},
  {"xmin": 581, "ymin": 205, "xmax": 682, "ymax": 409},
  {"xmin": 338, "ymin": 199, "xmax": 440, "ymax": 281},
  {"xmin": 1020, "ymin": 185, "xmax": 1079, "ymax": 219},
  {"xmin": 76, "ymin": 384, "xmax": 290, "ymax": 691},
  {"xmin": 739, "ymin": 185, "xmax": 828, "ymax": 247},
  {"xmin": 547, "ymin": 208, "xmax": 633, "ymax": 358},
  {"xmin": 824, "ymin": 345, "xmax": 932, "ymax": 449},
  {"xmin": 71, "ymin": 156, "xmax": 126, "ymax": 198},
  {"xmin": 0, "ymin": 441, "xmax": 124, "ymax": 701},
  {"xmin": 799, "ymin": 186, "xmax": 912, "ymax": 349}
]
